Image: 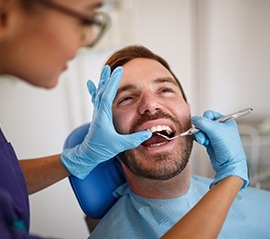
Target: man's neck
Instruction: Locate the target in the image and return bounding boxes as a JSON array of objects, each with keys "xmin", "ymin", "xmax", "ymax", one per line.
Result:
[{"xmin": 124, "ymin": 165, "xmax": 191, "ymax": 199}]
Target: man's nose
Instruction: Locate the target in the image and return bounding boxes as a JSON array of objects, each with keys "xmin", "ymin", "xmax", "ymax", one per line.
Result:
[{"xmin": 138, "ymin": 93, "xmax": 161, "ymax": 115}]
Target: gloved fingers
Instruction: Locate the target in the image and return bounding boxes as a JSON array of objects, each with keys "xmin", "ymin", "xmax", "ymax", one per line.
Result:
[
  {"xmin": 203, "ymin": 110, "xmax": 223, "ymax": 120},
  {"xmin": 98, "ymin": 65, "xmax": 111, "ymax": 89},
  {"xmin": 191, "ymin": 115, "xmax": 215, "ymax": 132},
  {"xmin": 102, "ymin": 66, "xmax": 124, "ymax": 105},
  {"xmin": 120, "ymin": 130, "xmax": 152, "ymax": 150},
  {"xmin": 204, "ymin": 110, "xmax": 238, "ymax": 130},
  {"xmin": 87, "ymin": 80, "xmax": 97, "ymax": 103},
  {"xmin": 192, "ymin": 112, "xmax": 230, "ymax": 137},
  {"xmin": 87, "ymin": 66, "xmax": 112, "ymax": 106},
  {"xmin": 95, "ymin": 69, "xmax": 123, "ymax": 125},
  {"xmin": 94, "ymin": 66, "xmax": 111, "ymax": 107},
  {"xmin": 193, "ymin": 131, "xmax": 210, "ymax": 147}
]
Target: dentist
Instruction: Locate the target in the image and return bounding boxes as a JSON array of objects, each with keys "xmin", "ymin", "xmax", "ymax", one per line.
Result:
[{"xmin": 0, "ymin": 0, "xmax": 150, "ymax": 237}]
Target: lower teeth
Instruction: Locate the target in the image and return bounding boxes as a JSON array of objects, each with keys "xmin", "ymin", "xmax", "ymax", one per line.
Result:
[{"xmin": 150, "ymin": 142, "xmax": 167, "ymax": 147}]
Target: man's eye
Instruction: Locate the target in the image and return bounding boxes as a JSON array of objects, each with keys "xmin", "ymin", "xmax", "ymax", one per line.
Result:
[
  {"xmin": 160, "ymin": 87, "xmax": 175, "ymax": 94},
  {"xmin": 118, "ymin": 96, "xmax": 134, "ymax": 105},
  {"xmin": 163, "ymin": 88, "xmax": 173, "ymax": 92}
]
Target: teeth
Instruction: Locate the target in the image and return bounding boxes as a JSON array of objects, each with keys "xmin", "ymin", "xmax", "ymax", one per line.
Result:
[
  {"xmin": 150, "ymin": 142, "xmax": 167, "ymax": 147},
  {"xmin": 150, "ymin": 125, "xmax": 172, "ymax": 134}
]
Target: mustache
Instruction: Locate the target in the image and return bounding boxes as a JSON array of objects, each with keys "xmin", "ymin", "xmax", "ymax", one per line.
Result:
[{"xmin": 130, "ymin": 111, "xmax": 182, "ymax": 133}]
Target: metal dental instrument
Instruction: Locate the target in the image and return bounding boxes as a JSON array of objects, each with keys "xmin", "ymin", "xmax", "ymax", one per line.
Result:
[{"xmin": 157, "ymin": 107, "xmax": 253, "ymax": 141}]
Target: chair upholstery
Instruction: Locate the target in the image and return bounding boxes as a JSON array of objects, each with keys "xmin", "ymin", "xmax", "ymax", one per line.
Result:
[{"xmin": 63, "ymin": 123, "xmax": 126, "ymax": 219}]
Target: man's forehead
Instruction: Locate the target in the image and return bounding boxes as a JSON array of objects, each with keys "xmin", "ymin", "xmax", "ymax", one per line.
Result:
[{"xmin": 122, "ymin": 59, "xmax": 175, "ymax": 81}]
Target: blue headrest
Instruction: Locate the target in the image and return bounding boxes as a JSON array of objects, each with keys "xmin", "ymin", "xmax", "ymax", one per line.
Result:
[{"xmin": 63, "ymin": 123, "xmax": 126, "ymax": 219}]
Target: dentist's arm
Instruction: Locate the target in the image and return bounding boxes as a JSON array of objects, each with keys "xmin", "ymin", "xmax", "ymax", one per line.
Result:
[
  {"xmin": 162, "ymin": 110, "xmax": 248, "ymax": 239},
  {"xmin": 20, "ymin": 155, "xmax": 69, "ymax": 195}
]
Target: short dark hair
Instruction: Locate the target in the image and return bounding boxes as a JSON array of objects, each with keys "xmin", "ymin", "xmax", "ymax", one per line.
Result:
[{"xmin": 105, "ymin": 45, "xmax": 187, "ymax": 102}]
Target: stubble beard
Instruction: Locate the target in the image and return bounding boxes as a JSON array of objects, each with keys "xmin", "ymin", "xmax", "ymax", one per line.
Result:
[
  {"xmin": 118, "ymin": 112, "xmax": 193, "ymax": 180},
  {"xmin": 119, "ymin": 138, "xmax": 193, "ymax": 180}
]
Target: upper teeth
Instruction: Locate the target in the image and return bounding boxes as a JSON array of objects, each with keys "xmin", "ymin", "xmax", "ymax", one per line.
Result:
[{"xmin": 149, "ymin": 125, "xmax": 172, "ymax": 135}]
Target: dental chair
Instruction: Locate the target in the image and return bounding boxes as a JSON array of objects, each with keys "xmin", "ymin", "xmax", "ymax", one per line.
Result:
[{"xmin": 63, "ymin": 123, "xmax": 126, "ymax": 232}]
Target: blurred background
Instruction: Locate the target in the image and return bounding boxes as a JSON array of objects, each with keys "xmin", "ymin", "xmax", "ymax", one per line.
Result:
[{"xmin": 0, "ymin": 0, "xmax": 269, "ymax": 238}]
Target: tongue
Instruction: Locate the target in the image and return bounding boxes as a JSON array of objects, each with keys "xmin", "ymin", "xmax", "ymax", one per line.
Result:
[{"xmin": 142, "ymin": 135, "xmax": 168, "ymax": 147}]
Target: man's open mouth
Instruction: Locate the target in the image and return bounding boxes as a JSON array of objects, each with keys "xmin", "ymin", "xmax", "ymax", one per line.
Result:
[{"xmin": 142, "ymin": 125, "xmax": 175, "ymax": 147}]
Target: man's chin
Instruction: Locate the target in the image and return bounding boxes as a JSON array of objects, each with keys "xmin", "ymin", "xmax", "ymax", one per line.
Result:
[{"xmin": 120, "ymin": 152, "xmax": 189, "ymax": 180}]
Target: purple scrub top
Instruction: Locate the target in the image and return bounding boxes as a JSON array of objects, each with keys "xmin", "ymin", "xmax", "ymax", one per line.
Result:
[{"xmin": 0, "ymin": 127, "xmax": 41, "ymax": 238}]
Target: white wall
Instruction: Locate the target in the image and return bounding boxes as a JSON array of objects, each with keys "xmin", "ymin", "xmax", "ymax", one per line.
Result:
[
  {"xmin": 198, "ymin": 0, "xmax": 270, "ymax": 114},
  {"xmin": 0, "ymin": 0, "xmax": 269, "ymax": 238},
  {"xmin": 197, "ymin": 0, "xmax": 270, "ymax": 170}
]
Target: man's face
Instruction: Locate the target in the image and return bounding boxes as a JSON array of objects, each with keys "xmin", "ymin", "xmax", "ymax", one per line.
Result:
[
  {"xmin": 10, "ymin": 0, "xmax": 103, "ymax": 88},
  {"xmin": 112, "ymin": 58, "xmax": 193, "ymax": 180}
]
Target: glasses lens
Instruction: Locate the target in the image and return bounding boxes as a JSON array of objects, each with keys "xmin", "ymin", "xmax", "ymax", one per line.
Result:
[{"xmin": 83, "ymin": 12, "xmax": 110, "ymax": 47}]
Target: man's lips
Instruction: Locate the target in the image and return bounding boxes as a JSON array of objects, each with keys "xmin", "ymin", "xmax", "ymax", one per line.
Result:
[
  {"xmin": 134, "ymin": 120, "xmax": 177, "ymax": 147},
  {"xmin": 142, "ymin": 133, "xmax": 169, "ymax": 147},
  {"xmin": 140, "ymin": 124, "xmax": 176, "ymax": 147}
]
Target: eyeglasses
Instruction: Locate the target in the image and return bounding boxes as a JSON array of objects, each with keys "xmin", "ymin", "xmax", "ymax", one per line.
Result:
[{"xmin": 35, "ymin": 0, "xmax": 111, "ymax": 47}]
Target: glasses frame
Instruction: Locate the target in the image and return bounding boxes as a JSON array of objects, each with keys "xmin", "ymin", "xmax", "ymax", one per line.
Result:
[{"xmin": 34, "ymin": 0, "xmax": 110, "ymax": 47}]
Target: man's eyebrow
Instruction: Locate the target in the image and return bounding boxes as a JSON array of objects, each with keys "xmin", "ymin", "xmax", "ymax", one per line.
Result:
[
  {"xmin": 116, "ymin": 77, "xmax": 178, "ymax": 96},
  {"xmin": 116, "ymin": 84, "xmax": 137, "ymax": 96},
  {"xmin": 153, "ymin": 77, "xmax": 179, "ymax": 86}
]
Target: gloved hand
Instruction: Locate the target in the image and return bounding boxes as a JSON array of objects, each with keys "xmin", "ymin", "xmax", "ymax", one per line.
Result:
[
  {"xmin": 191, "ymin": 110, "xmax": 249, "ymax": 190},
  {"xmin": 61, "ymin": 66, "xmax": 152, "ymax": 179}
]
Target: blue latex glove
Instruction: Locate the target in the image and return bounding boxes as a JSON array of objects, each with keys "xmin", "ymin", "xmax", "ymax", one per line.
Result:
[
  {"xmin": 61, "ymin": 66, "xmax": 152, "ymax": 179},
  {"xmin": 191, "ymin": 110, "xmax": 249, "ymax": 190}
]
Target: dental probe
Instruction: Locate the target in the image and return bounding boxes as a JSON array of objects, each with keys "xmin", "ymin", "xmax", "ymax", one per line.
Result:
[{"xmin": 157, "ymin": 107, "xmax": 253, "ymax": 141}]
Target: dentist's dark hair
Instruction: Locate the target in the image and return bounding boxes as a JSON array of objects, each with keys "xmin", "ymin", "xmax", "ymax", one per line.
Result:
[{"xmin": 105, "ymin": 45, "xmax": 187, "ymax": 102}]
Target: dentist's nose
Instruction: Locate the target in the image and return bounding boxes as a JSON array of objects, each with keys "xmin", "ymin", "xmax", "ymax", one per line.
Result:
[{"xmin": 138, "ymin": 93, "xmax": 161, "ymax": 115}]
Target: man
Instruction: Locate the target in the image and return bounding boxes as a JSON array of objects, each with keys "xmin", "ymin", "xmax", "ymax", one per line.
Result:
[{"xmin": 88, "ymin": 45, "xmax": 270, "ymax": 238}]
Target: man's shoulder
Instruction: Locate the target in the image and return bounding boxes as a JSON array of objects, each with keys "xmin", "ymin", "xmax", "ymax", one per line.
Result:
[{"xmin": 90, "ymin": 179, "xmax": 205, "ymax": 239}]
